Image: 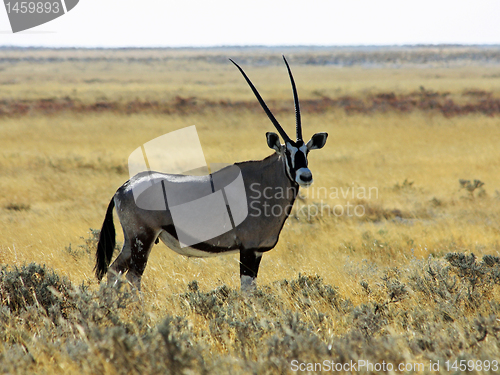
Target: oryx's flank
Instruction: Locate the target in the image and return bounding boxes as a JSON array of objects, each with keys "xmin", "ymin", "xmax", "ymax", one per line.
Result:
[{"xmin": 94, "ymin": 56, "xmax": 328, "ymax": 290}]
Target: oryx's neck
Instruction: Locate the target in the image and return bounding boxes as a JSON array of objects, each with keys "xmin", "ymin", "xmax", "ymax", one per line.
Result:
[
  {"xmin": 231, "ymin": 152, "xmax": 298, "ymax": 251},
  {"xmin": 237, "ymin": 152, "xmax": 299, "ymax": 199}
]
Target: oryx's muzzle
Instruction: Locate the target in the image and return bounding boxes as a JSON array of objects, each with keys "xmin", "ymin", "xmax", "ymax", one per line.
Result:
[{"xmin": 295, "ymin": 168, "xmax": 313, "ymax": 187}]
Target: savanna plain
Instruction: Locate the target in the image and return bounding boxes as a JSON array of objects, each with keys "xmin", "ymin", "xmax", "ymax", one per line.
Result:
[{"xmin": 1, "ymin": 46, "xmax": 500, "ymax": 374}]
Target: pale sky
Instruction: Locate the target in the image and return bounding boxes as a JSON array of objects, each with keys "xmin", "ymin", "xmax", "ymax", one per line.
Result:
[{"xmin": 1, "ymin": 0, "xmax": 500, "ymax": 47}]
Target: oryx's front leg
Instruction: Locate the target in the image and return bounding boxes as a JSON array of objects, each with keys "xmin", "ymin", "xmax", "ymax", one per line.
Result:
[{"xmin": 239, "ymin": 250, "xmax": 262, "ymax": 291}]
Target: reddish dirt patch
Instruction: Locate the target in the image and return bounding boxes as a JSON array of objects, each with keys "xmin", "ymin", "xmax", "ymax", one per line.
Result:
[{"xmin": 1, "ymin": 90, "xmax": 499, "ymax": 118}]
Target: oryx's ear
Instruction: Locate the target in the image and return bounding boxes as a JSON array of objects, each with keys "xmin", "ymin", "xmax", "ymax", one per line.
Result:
[
  {"xmin": 266, "ymin": 132, "xmax": 281, "ymax": 152},
  {"xmin": 306, "ymin": 132, "xmax": 328, "ymax": 151}
]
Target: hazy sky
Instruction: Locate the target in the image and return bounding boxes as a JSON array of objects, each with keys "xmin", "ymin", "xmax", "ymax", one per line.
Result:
[{"xmin": 1, "ymin": 0, "xmax": 500, "ymax": 47}]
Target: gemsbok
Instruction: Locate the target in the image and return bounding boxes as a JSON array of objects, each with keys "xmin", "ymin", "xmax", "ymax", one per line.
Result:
[{"xmin": 94, "ymin": 56, "xmax": 328, "ymax": 290}]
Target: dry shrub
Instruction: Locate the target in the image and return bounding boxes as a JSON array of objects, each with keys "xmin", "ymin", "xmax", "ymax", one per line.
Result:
[{"xmin": 1, "ymin": 257, "xmax": 498, "ymax": 374}]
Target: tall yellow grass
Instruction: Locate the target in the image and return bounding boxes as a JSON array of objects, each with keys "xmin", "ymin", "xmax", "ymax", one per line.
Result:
[{"xmin": 1, "ymin": 109, "xmax": 499, "ymax": 296}]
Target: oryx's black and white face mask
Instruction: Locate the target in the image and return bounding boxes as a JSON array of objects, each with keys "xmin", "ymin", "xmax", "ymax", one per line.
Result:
[
  {"xmin": 231, "ymin": 56, "xmax": 328, "ymax": 188},
  {"xmin": 266, "ymin": 132, "xmax": 327, "ymax": 187}
]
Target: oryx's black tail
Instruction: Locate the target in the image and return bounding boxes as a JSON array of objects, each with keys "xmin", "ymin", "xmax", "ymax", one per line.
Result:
[{"xmin": 94, "ymin": 198, "xmax": 116, "ymax": 281}]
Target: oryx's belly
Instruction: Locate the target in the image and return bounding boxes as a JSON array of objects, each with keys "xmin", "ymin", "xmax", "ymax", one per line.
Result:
[{"xmin": 158, "ymin": 230, "xmax": 239, "ymax": 257}]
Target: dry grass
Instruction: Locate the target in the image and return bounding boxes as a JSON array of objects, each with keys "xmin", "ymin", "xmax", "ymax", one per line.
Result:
[{"xmin": 1, "ymin": 47, "xmax": 500, "ymax": 374}]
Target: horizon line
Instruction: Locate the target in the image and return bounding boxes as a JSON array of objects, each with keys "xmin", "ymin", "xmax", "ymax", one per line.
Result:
[{"xmin": 2, "ymin": 43, "xmax": 500, "ymax": 50}]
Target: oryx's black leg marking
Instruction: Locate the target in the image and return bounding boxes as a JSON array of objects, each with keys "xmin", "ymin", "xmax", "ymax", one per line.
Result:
[
  {"xmin": 240, "ymin": 250, "xmax": 262, "ymax": 290},
  {"xmin": 125, "ymin": 229, "xmax": 157, "ymax": 290},
  {"xmin": 108, "ymin": 229, "xmax": 132, "ymax": 283},
  {"xmin": 108, "ymin": 242, "xmax": 131, "ymax": 277}
]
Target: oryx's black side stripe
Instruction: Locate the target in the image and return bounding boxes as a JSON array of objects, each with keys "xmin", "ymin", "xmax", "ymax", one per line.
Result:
[{"xmin": 162, "ymin": 225, "xmax": 240, "ymax": 253}]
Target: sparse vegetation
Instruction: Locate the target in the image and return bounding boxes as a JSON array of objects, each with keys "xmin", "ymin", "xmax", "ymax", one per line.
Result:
[
  {"xmin": 4, "ymin": 203, "xmax": 30, "ymax": 212},
  {"xmin": 0, "ymin": 259, "xmax": 499, "ymax": 374},
  {"xmin": 460, "ymin": 179, "xmax": 486, "ymax": 199},
  {"xmin": 1, "ymin": 47, "xmax": 500, "ymax": 373}
]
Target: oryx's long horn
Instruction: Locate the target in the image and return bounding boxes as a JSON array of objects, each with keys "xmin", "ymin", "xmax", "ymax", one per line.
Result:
[
  {"xmin": 282, "ymin": 55, "xmax": 302, "ymax": 141},
  {"xmin": 230, "ymin": 59, "xmax": 291, "ymax": 143}
]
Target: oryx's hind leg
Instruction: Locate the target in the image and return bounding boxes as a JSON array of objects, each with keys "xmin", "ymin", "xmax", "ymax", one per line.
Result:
[
  {"xmin": 124, "ymin": 228, "xmax": 157, "ymax": 290},
  {"xmin": 240, "ymin": 250, "xmax": 263, "ymax": 292},
  {"xmin": 107, "ymin": 234, "xmax": 132, "ymax": 284}
]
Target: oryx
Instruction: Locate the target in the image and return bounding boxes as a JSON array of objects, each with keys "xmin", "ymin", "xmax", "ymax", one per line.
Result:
[{"xmin": 94, "ymin": 56, "xmax": 328, "ymax": 290}]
